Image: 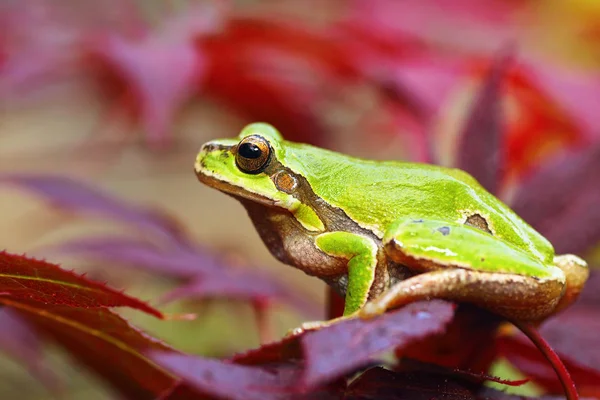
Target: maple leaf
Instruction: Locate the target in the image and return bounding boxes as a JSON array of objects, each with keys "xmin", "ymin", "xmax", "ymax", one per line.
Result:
[
  {"xmin": 0, "ymin": 251, "xmax": 160, "ymax": 316},
  {"xmin": 0, "ymin": 251, "xmax": 179, "ymax": 399},
  {"xmin": 0, "ymin": 309, "xmax": 56, "ymax": 389}
]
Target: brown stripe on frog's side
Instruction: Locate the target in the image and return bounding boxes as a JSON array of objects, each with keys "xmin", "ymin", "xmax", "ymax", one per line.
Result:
[{"xmin": 262, "ymin": 158, "xmax": 380, "ymax": 242}]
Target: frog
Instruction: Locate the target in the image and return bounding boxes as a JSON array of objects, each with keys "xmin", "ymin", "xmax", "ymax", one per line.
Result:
[{"xmin": 194, "ymin": 122, "xmax": 589, "ymax": 331}]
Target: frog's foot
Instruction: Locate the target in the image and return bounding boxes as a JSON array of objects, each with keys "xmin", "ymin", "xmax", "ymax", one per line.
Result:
[
  {"xmin": 358, "ymin": 301, "xmax": 387, "ymax": 320},
  {"xmin": 553, "ymin": 254, "xmax": 589, "ymax": 314}
]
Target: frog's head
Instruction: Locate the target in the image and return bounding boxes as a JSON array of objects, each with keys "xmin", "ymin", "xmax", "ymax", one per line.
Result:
[{"xmin": 195, "ymin": 123, "xmax": 324, "ymax": 231}]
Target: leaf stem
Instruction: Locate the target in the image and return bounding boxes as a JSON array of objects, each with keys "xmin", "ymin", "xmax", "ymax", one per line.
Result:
[{"xmin": 510, "ymin": 319, "xmax": 578, "ymax": 400}]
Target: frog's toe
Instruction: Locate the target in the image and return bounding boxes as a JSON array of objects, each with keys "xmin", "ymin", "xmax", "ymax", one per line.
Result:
[
  {"xmin": 358, "ymin": 302, "xmax": 387, "ymax": 320},
  {"xmin": 553, "ymin": 254, "xmax": 589, "ymax": 314}
]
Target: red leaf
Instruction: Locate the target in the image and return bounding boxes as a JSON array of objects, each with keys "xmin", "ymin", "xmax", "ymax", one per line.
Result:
[
  {"xmin": 199, "ymin": 18, "xmax": 360, "ymax": 145},
  {"xmin": 456, "ymin": 50, "xmax": 511, "ymax": 194},
  {"xmin": 0, "ymin": 251, "xmax": 161, "ymax": 318},
  {"xmin": 8, "ymin": 301, "xmax": 178, "ymax": 400},
  {"xmin": 300, "ymin": 301, "xmax": 455, "ymax": 388},
  {"xmin": 0, "ymin": 309, "xmax": 56, "ymax": 388},
  {"xmin": 0, "ymin": 251, "xmax": 179, "ymax": 399},
  {"xmin": 510, "ymin": 143, "xmax": 600, "ymax": 254}
]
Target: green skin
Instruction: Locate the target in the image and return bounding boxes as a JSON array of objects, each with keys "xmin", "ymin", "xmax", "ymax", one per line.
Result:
[{"xmin": 195, "ymin": 123, "xmax": 588, "ymax": 329}]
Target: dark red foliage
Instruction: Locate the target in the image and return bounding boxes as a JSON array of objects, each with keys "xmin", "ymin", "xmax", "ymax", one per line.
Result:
[
  {"xmin": 0, "ymin": 309, "xmax": 55, "ymax": 388},
  {"xmin": 15, "ymin": 304, "xmax": 178, "ymax": 399},
  {"xmin": 0, "ymin": 251, "xmax": 161, "ymax": 317},
  {"xmin": 498, "ymin": 270, "xmax": 600, "ymax": 397},
  {"xmin": 0, "ymin": 251, "xmax": 179, "ymax": 399}
]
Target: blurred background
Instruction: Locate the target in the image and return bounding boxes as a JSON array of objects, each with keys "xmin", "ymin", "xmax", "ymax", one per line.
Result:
[{"xmin": 1, "ymin": 0, "xmax": 600, "ymax": 398}]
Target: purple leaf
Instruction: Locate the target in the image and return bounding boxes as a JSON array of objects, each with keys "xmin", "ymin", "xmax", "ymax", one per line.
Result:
[
  {"xmin": 300, "ymin": 300, "xmax": 455, "ymax": 388},
  {"xmin": 0, "ymin": 309, "xmax": 57, "ymax": 389},
  {"xmin": 150, "ymin": 354, "xmax": 335, "ymax": 400},
  {"xmin": 455, "ymin": 49, "xmax": 512, "ymax": 194},
  {"xmin": 0, "ymin": 175, "xmax": 189, "ymax": 245},
  {"xmin": 510, "ymin": 143, "xmax": 600, "ymax": 254}
]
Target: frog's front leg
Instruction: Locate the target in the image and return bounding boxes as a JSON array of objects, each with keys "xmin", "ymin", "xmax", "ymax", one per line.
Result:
[
  {"xmin": 290, "ymin": 231, "xmax": 378, "ymax": 335},
  {"xmin": 360, "ymin": 218, "xmax": 568, "ymax": 322}
]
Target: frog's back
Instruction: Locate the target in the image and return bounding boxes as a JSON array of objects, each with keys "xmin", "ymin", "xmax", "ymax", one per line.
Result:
[{"xmin": 282, "ymin": 142, "xmax": 554, "ymax": 263}]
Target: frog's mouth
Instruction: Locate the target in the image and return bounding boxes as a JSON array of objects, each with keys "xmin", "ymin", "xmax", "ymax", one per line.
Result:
[{"xmin": 195, "ymin": 170, "xmax": 278, "ymax": 208}]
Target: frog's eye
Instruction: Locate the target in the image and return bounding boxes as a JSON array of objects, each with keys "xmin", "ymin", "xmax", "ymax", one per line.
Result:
[{"xmin": 235, "ymin": 135, "xmax": 271, "ymax": 174}]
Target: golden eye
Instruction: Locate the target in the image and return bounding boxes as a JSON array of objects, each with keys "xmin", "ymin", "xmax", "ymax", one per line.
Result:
[{"xmin": 235, "ymin": 135, "xmax": 271, "ymax": 174}]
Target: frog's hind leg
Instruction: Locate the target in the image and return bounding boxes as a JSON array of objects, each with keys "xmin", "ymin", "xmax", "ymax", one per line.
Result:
[
  {"xmin": 553, "ymin": 254, "xmax": 588, "ymax": 314},
  {"xmin": 359, "ymin": 268, "xmax": 563, "ymax": 322},
  {"xmin": 360, "ymin": 218, "xmax": 566, "ymax": 322}
]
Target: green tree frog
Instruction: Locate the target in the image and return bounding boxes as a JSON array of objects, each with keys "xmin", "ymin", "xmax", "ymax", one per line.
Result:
[{"xmin": 195, "ymin": 123, "xmax": 588, "ymax": 330}]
